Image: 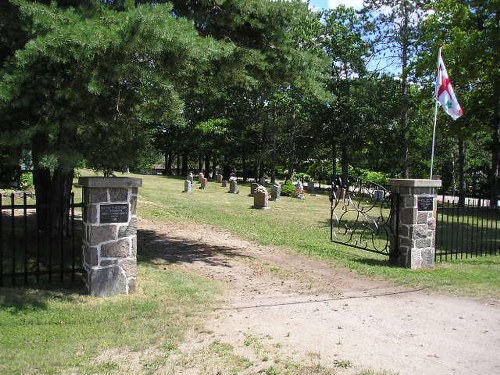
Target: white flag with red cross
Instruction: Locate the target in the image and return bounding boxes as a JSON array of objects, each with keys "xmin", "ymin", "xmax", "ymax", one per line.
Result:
[{"xmin": 435, "ymin": 49, "xmax": 463, "ymax": 120}]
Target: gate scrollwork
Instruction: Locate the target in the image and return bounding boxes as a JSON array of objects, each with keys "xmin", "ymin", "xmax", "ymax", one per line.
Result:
[{"xmin": 330, "ymin": 175, "xmax": 397, "ymax": 255}]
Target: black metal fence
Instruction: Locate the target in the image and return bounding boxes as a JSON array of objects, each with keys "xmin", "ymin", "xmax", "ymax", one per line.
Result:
[
  {"xmin": 0, "ymin": 192, "xmax": 83, "ymax": 287},
  {"xmin": 436, "ymin": 201, "xmax": 500, "ymax": 261}
]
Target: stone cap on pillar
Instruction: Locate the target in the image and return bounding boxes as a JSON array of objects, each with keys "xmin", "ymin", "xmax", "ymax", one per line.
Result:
[
  {"xmin": 389, "ymin": 179, "xmax": 442, "ymax": 188},
  {"xmin": 78, "ymin": 177, "xmax": 142, "ymax": 188}
]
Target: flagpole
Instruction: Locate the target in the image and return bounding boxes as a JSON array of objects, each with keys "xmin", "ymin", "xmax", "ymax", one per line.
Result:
[
  {"xmin": 430, "ymin": 46, "xmax": 442, "ymax": 179},
  {"xmin": 430, "ymin": 99, "xmax": 439, "ymax": 179}
]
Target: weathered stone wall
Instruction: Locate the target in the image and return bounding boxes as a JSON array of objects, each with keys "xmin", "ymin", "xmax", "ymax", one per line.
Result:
[
  {"xmin": 79, "ymin": 177, "xmax": 142, "ymax": 297},
  {"xmin": 390, "ymin": 179, "xmax": 441, "ymax": 269}
]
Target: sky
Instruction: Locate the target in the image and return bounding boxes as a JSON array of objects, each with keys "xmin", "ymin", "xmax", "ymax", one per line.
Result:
[{"xmin": 309, "ymin": 0, "xmax": 364, "ymax": 11}]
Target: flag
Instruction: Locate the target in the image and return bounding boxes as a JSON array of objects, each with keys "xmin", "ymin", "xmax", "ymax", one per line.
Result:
[{"xmin": 435, "ymin": 49, "xmax": 463, "ymax": 120}]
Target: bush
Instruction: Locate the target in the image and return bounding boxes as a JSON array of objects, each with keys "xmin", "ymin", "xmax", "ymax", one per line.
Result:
[
  {"xmin": 20, "ymin": 172, "xmax": 33, "ymax": 189},
  {"xmin": 280, "ymin": 181, "xmax": 296, "ymax": 197}
]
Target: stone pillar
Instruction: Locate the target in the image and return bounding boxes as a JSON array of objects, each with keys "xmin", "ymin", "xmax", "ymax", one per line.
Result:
[
  {"xmin": 389, "ymin": 179, "xmax": 441, "ymax": 269},
  {"xmin": 79, "ymin": 177, "xmax": 142, "ymax": 297}
]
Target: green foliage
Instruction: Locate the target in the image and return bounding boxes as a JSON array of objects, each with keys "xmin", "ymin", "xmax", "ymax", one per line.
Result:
[
  {"xmin": 19, "ymin": 172, "xmax": 33, "ymax": 189},
  {"xmin": 279, "ymin": 180, "xmax": 296, "ymax": 197}
]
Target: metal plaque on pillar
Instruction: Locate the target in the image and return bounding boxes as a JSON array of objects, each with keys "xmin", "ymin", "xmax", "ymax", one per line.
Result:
[{"xmin": 100, "ymin": 204, "xmax": 129, "ymax": 223}]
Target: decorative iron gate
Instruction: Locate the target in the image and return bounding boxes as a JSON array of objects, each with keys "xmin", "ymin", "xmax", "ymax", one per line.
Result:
[
  {"xmin": 0, "ymin": 192, "xmax": 83, "ymax": 287},
  {"xmin": 330, "ymin": 176, "xmax": 398, "ymax": 256}
]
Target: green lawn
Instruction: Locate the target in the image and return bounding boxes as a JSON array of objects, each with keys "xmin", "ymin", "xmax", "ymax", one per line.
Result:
[
  {"xmin": 1, "ymin": 171, "xmax": 498, "ymax": 374},
  {"xmin": 135, "ymin": 172, "xmax": 500, "ymax": 301}
]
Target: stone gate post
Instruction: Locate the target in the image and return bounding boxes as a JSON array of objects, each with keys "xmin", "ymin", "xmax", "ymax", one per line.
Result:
[
  {"xmin": 79, "ymin": 177, "xmax": 142, "ymax": 296},
  {"xmin": 389, "ymin": 179, "xmax": 442, "ymax": 269}
]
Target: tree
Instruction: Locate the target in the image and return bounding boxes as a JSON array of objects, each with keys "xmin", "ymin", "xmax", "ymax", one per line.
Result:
[
  {"xmin": 0, "ymin": 0, "xmax": 230, "ymax": 233},
  {"xmin": 416, "ymin": 0, "xmax": 499, "ymax": 204},
  {"xmin": 361, "ymin": 0, "xmax": 428, "ymax": 177}
]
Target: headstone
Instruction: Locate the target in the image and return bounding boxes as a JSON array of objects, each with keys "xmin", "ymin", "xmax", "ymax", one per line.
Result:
[
  {"xmin": 373, "ymin": 189, "xmax": 384, "ymax": 201},
  {"xmin": 222, "ymin": 180, "xmax": 228, "ymax": 188},
  {"xmin": 201, "ymin": 177, "xmax": 208, "ymax": 189},
  {"xmin": 198, "ymin": 172, "xmax": 204, "ymax": 184},
  {"xmin": 250, "ymin": 183, "xmax": 259, "ymax": 196},
  {"xmin": 216, "ymin": 174, "xmax": 223, "ymax": 183},
  {"xmin": 271, "ymin": 183, "xmax": 281, "ymax": 201},
  {"xmin": 253, "ymin": 186, "xmax": 270, "ymax": 209},
  {"xmin": 187, "ymin": 173, "xmax": 194, "ymax": 183},
  {"xmin": 296, "ymin": 181, "xmax": 305, "ymax": 200},
  {"xmin": 307, "ymin": 181, "xmax": 316, "ymax": 195},
  {"xmin": 184, "ymin": 180, "xmax": 192, "ymax": 193},
  {"xmin": 229, "ymin": 179, "xmax": 239, "ymax": 194}
]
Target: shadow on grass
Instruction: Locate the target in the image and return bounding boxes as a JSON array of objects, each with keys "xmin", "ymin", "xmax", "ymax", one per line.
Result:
[
  {"xmin": 0, "ymin": 284, "xmax": 83, "ymax": 313},
  {"xmin": 351, "ymin": 257, "xmax": 396, "ymax": 268},
  {"xmin": 138, "ymin": 227, "xmax": 253, "ymax": 267}
]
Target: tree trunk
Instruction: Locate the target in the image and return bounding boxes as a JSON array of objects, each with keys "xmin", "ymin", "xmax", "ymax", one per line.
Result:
[
  {"xmin": 181, "ymin": 152, "xmax": 188, "ymax": 176},
  {"xmin": 341, "ymin": 144, "xmax": 349, "ymax": 185},
  {"xmin": 33, "ymin": 166, "xmax": 73, "ymax": 238},
  {"xmin": 490, "ymin": 116, "xmax": 499, "ymax": 207},
  {"xmin": 331, "ymin": 142, "xmax": 337, "ymax": 180}
]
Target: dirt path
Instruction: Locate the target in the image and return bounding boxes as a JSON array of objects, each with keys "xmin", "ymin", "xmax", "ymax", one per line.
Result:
[{"xmin": 139, "ymin": 218, "xmax": 500, "ymax": 375}]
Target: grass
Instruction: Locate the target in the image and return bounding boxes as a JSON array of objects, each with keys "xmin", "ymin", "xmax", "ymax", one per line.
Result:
[
  {"xmin": 133, "ymin": 172, "xmax": 500, "ymax": 301},
  {"xmin": 0, "ymin": 263, "xmax": 221, "ymax": 374},
  {"xmin": 1, "ymin": 170, "xmax": 497, "ymax": 373}
]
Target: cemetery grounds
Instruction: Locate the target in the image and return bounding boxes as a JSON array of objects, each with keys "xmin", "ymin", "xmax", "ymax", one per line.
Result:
[{"xmin": 0, "ymin": 172, "xmax": 499, "ymax": 374}]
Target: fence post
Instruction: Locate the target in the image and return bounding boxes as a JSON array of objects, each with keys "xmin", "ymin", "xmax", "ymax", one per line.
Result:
[
  {"xmin": 78, "ymin": 177, "xmax": 142, "ymax": 297},
  {"xmin": 389, "ymin": 179, "xmax": 442, "ymax": 269}
]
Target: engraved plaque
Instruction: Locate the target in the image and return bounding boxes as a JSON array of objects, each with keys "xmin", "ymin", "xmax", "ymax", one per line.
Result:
[
  {"xmin": 417, "ymin": 196, "xmax": 434, "ymax": 212},
  {"xmin": 100, "ymin": 204, "xmax": 129, "ymax": 223}
]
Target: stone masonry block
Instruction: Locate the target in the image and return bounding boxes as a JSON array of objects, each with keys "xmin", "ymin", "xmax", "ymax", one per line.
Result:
[
  {"xmin": 118, "ymin": 217, "xmax": 138, "ymax": 238},
  {"xmin": 417, "ymin": 212, "xmax": 429, "ymax": 224},
  {"xmin": 110, "ymin": 188, "xmax": 129, "ymax": 202},
  {"xmin": 88, "ymin": 266, "xmax": 127, "ymax": 297},
  {"xmin": 131, "ymin": 236, "xmax": 137, "ymax": 257},
  {"xmin": 101, "ymin": 238, "xmax": 131, "ymax": 258},
  {"xmin": 83, "ymin": 245, "xmax": 98, "ymax": 267},
  {"xmin": 404, "ymin": 195, "xmax": 417, "ymax": 208},
  {"xmin": 119, "ymin": 258, "xmax": 137, "ymax": 277},
  {"xmin": 89, "ymin": 225, "xmax": 117, "ymax": 246},
  {"xmin": 130, "ymin": 196, "xmax": 137, "ymax": 215},
  {"xmin": 89, "ymin": 188, "xmax": 108, "ymax": 203},
  {"xmin": 400, "ymin": 207, "xmax": 416, "ymax": 225},
  {"xmin": 415, "ymin": 238, "xmax": 432, "ymax": 248},
  {"xmin": 414, "ymin": 224, "xmax": 429, "ymax": 239}
]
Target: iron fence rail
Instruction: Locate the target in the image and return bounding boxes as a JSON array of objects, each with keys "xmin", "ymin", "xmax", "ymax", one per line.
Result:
[
  {"xmin": 436, "ymin": 201, "xmax": 499, "ymax": 261},
  {"xmin": 0, "ymin": 192, "xmax": 83, "ymax": 287}
]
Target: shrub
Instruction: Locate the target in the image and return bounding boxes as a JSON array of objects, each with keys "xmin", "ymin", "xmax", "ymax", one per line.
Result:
[
  {"xmin": 280, "ymin": 181, "xmax": 296, "ymax": 197},
  {"xmin": 20, "ymin": 172, "xmax": 33, "ymax": 189}
]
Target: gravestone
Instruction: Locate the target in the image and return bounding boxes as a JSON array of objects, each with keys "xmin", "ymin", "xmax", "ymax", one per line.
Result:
[
  {"xmin": 307, "ymin": 181, "xmax": 316, "ymax": 195},
  {"xmin": 79, "ymin": 177, "xmax": 142, "ymax": 297},
  {"xmin": 222, "ymin": 180, "xmax": 228, "ymax": 188},
  {"xmin": 253, "ymin": 186, "xmax": 270, "ymax": 209},
  {"xmin": 216, "ymin": 174, "xmax": 223, "ymax": 183},
  {"xmin": 201, "ymin": 177, "xmax": 208, "ymax": 189},
  {"xmin": 198, "ymin": 172, "xmax": 204, "ymax": 184},
  {"xmin": 187, "ymin": 173, "xmax": 194, "ymax": 183},
  {"xmin": 229, "ymin": 179, "xmax": 239, "ymax": 194},
  {"xmin": 250, "ymin": 183, "xmax": 259, "ymax": 196},
  {"xmin": 184, "ymin": 180, "xmax": 193, "ymax": 193},
  {"xmin": 296, "ymin": 181, "xmax": 305, "ymax": 200},
  {"xmin": 271, "ymin": 183, "xmax": 281, "ymax": 201}
]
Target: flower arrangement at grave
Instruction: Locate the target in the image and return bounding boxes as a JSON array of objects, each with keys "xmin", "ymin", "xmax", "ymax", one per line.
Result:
[{"xmin": 255, "ymin": 185, "xmax": 268, "ymax": 195}]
